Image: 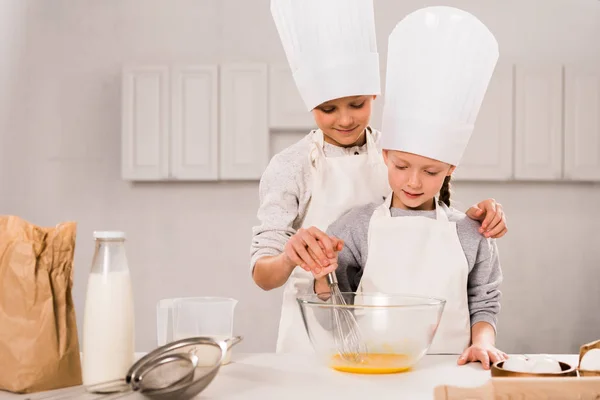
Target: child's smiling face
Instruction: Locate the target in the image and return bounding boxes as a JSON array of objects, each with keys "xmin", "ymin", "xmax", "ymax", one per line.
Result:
[
  {"xmin": 383, "ymin": 150, "xmax": 455, "ymax": 210},
  {"xmin": 311, "ymin": 95, "xmax": 375, "ymax": 147}
]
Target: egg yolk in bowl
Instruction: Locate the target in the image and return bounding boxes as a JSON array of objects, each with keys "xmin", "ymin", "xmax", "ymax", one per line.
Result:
[{"xmin": 330, "ymin": 353, "xmax": 414, "ymax": 374}]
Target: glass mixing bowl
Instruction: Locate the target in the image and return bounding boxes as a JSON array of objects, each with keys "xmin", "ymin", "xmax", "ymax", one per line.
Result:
[{"xmin": 297, "ymin": 292, "xmax": 446, "ymax": 374}]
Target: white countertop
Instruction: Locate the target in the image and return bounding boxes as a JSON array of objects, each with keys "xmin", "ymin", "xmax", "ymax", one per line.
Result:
[{"xmin": 0, "ymin": 354, "xmax": 579, "ymax": 400}]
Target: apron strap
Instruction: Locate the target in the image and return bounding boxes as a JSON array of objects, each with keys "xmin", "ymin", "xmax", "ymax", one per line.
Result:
[
  {"xmin": 434, "ymin": 198, "xmax": 449, "ymax": 222},
  {"xmin": 365, "ymin": 127, "xmax": 382, "ymax": 166},
  {"xmin": 366, "ymin": 191, "xmax": 393, "ymax": 260},
  {"xmin": 308, "ymin": 128, "xmax": 380, "ymax": 168},
  {"xmin": 308, "ymin": 130, "xmax": 326, "ymax": 170},
  {"xmin": 376, "ymin": 192, "xmax": 449, "ymax": 222},
  {"xmin": 375, "ymin": 191, "xmax": 394, "ymax": 218}
]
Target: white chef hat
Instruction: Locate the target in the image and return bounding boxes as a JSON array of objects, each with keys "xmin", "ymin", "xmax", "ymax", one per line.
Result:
[
  {"xmin": 380, "ymin": 6, "xmax": 499, "ymax": 166},
  {"xmin": 270, "ymin": 0, "xmax": 381, "ymax": 111}
]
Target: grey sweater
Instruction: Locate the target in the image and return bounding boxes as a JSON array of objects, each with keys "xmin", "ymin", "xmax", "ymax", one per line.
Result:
[{"xmin": 325, "ymin": 200, "xmax": 503, "ymax": 331}]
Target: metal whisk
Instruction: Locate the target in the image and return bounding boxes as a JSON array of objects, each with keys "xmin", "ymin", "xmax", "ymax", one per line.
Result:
[{"xmin": 326, "ymin": 272, "xmax": 368, "ymax": 362}]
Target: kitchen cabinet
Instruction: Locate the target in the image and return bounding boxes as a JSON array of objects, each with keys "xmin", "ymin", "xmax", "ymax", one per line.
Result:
[
  {"xmin": 122, "ymin": 61, "xmax": 600, "ymax": 182},
  {"xmin": 219, "ymin": 63, "xmax": 269, "ymax": 180},
  {"xmin": 171, "ymin": 65, "xmax": 219, "ymax": 180},
  {"xmin": 514, "ymin": 64, "xmax": 564, "ymax": 180},
  {"xmin": 564, "ymin": 64, "xmax": 600, "ymax": 181},
  {"xmin": 121, "ymin": 65, "xmax": 170, "ymax": 181},
  {"xmin": 268, "ymin": 64, "xmax": 314, "ymax": 130},
  {"xmin": 122, "ymin": 63, "xmax": 271, "ymax": 181},
  {"xmin": 454, "ymin": 63, "xmax": 514, "ymax": 181},
  {"xmin": 514, "ymin": 63, "xmax": 600, "ymax": 182},
  {"xmin": 121, "ymin": 64, "xmax": 219, "ymax": 181}
]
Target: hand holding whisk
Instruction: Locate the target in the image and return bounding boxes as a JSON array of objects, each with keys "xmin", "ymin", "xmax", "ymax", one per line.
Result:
[{"xmin": 308, "ymin": 238, "xmax": 368, "ymax": 363}]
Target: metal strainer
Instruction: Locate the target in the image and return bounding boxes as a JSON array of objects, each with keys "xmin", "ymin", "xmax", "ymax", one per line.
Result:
[{"xmin": 28, "ymin": 336, "xmax": 242, "ymax": 400}]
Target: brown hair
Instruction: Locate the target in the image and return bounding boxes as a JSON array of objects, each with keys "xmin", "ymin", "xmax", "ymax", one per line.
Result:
[{"xmin": 439, "ymin": 175, "xmax": 452, "ymax": 207}]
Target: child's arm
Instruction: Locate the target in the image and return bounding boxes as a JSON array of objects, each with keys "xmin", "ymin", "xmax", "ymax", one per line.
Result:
[
  {"xmin": 457, "ymin": 238, "xmax": 507, "ymax": 369},
  {"xmin": 471, "ymin": 321, "xmax": 496, "ymax": 346},
  {"xmin": 468, "ymin": 238, "xmax": 502, "ymax": 331},
  {"xmin": 251, "ymin": 154, "xmax": 306, "ymax": 290},
  {"xmin": 311, "ymin": 205, "xmax": 373, "ymax": 295},
  {"xmin": 253, "ymin": 254, "xmax": 298, "ymax": 291},
  {"xmin": 253, "ymin": 230, "xmax": 342, "ymax": 291},
  {"xmin": 252, "ymin": 144, "xmax": 349, "ymax": 291}
]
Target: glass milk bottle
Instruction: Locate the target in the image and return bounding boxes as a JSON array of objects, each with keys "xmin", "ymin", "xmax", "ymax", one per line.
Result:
[{"xmin": 82, "ymin": 231, "xmax": 135, "ymax": 386}]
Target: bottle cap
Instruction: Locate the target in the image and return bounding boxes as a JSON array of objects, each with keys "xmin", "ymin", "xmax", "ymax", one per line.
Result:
[{"xmin": 93, "ymin": 231, "xmax": 126, "ymax": 240}]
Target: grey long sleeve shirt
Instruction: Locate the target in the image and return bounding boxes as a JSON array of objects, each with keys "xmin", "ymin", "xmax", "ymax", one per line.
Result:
[{"xmin": 325, "ymin": 200, "xmax": 503, "ymax": 331}]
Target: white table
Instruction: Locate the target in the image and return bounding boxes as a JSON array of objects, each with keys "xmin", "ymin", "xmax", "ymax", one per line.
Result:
[{"xmin": 0, "ymin": 354, "xmax": 579, "ymax": 400}]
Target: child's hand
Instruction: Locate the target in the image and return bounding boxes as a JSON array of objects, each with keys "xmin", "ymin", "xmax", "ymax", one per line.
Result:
[
  {"xmin": 309, "ymin": 254, "xmax": 337, "ymax": 279},
  {"xmin": 310, "ymin": 239, "xmax": 342, "ymax": 296},
  {"xmin": 307, "ymin": 238, "xmax": 341, "ymax": 279},
  {"xmin": 457, "ymin": 343, "xmax": 508, "ymax": 370},
  {"xmin": 465, "ymin": 198, "xmax": 507, "ymax": 239},
  {"xmin": 283, "ymin": 226, "xmax": 343, "ymax": 275}
]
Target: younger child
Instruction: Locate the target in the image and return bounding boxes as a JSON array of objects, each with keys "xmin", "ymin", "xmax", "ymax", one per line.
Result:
[{"xmin": 313, "ymin": 6, "xmax": 506, "ymax": 369}]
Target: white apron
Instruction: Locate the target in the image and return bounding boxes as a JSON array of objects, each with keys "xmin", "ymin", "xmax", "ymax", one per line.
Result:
[
  {"xmin": 358, "ymin": 192, "xmax": 471, "ymax": 354},
  {"xmin": 275, "ymin": 129, "xmax": 390, "ymax": 354}
]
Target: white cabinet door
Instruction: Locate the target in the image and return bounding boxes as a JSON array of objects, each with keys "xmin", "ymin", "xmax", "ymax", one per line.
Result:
[
  {"xmin": 219, "ymin": 63, "xmax": 269, "ymax": 180},
  {"xmin": 121, "ymin": 66, "xmax": 170, "ymax": 180},
  {"xmin": 454, "ymin": 63, "xmax": 514, "ymax": 181},
  {"xmin": 564, "ymin": 64, "xmax": 600, "ymax": 181},
  {"xmin": 171, "ymin": 65, "xmax": 219, "ymax": 180},
  {"xmin": 515, "ymin": 65, "xmax": 563, "ymax": 180},
  {"xmin": 268, "ymin": 64, "xmax": 314, "ymax": 130}
]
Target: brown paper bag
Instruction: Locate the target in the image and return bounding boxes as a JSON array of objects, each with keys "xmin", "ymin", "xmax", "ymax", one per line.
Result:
[{"xmin": 0, "ymin": 216, "xmax": 82, "ymax": 393}]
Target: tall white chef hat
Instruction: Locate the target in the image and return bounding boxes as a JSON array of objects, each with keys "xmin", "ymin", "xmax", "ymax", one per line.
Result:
[
  {"xmin": 380, "ymin": 6, "xmax": 499, "ymax": 166},
  {"xmin": 271, "ymin": 0, "xmax": 381, "ymax": 111}
]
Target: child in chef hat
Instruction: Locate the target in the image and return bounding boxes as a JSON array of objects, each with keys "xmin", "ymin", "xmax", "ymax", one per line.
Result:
[
  {"xmin": 314, "ymin": 6, "xmax": 507, "ymax": 369},
  {"xmin": 252, "ymin": 0, "xmax": 509, "ymax": 355}
]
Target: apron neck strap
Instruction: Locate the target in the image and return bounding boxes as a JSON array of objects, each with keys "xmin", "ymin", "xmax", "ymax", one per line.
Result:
[
  {"xmin": 379, "ymin": 192, "xmax": 449, "ymax": 222},
  {"xmin": 434, "ymin": 198, "xmax": 449, "ymax": 222},
  {"xmin": 364, "ymin": 127, "xmax": 382, "ymax": 165},
  {"xmin": 374, "ymin": 191, "xmax": 394, "ymax": 218},
  {"xmin": 308, "ymin": 130, "xmax": 326, "ymax": 168},
  {"xmin": 314, "ymin": 129, "xmax": 326, "ymax": 147},
  {"xmin": 308, "ymin": 128, "xmax": 381, "ymax": 167}
]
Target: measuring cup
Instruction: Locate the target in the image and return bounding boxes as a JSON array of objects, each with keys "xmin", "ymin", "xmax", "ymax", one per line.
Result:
[
  {"xmin": 157, "ymin": 298, "xmax": 176, "ymax": 347},
  {"xmin": 158, "ymin": 297, "xmax": 238, "ymax": 364}
]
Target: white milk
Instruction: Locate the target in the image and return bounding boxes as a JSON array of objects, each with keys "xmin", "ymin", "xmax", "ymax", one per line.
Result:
[{"xmin": 82, "ymin": 270, "xmax": 135, "ymax": 385}]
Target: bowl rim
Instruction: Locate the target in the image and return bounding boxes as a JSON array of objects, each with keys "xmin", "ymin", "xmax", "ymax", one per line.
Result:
[
  {"xmin": 492, "ymin": 360, "xmax": 578, "ymax": 377},
  {"xmin": 578, "ymin": 368, "xmax": 600, "ymax": 376},
  {"xmin": 296, "ymin": 292, "xmax": 447, "ymax": 308}
]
